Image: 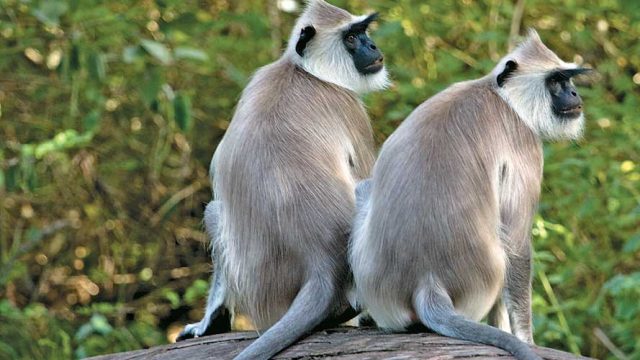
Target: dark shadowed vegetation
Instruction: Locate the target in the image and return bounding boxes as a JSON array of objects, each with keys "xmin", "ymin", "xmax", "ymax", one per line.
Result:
[{"xmin": 0, "ymin": 0, "xmax": 638, "ymax": 359}]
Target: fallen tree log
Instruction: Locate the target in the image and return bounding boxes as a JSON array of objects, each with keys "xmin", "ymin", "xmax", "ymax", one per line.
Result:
[{"xmin": 90, "ymin": 327, "xmax": 591, "ymax": 359}]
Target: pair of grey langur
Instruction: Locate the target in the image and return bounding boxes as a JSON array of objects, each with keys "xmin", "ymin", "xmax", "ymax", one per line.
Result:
[{"xmin": 177, "ymin": 1, "xmax": 591, "ymax": 359}]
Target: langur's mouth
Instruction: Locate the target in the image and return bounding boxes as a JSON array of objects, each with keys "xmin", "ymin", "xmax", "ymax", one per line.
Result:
[
  {"xmin": 364, "ymin": 57, "xmax": 384, "ymax": 73},
  {"xmin": 554, "ymin": 104, "xmax": 583, "ymax": 119}
]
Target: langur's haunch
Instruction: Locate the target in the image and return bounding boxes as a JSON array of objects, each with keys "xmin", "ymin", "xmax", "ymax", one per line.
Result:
[
  {"xmin": 177, "ymin": 1, "xmax": 388, "ymax": 359},
  {"xmin": 350, "ymin": 30, "xmax": 590, "ymax": 360}
]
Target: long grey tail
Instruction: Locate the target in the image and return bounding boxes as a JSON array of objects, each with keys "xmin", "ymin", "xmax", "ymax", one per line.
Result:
[
  {"xmin": 414, "ymin": 284, "xmax": 542, "ymax": 360},
  {"xmin": 234, "ymin": 276, "xmax": 334, "ymax": 360}
]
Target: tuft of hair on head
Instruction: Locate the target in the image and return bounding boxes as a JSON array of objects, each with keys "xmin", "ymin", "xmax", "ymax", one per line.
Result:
[
  {"xmin": 303, "ymin": 0, "xmax": 352, "ymax": 28},
  {"xmin": 525, "ymin": 28, "xmax": 541, "ymax": 42},
  {"xmin": 493, "ymin": 28, "xmax": 588, "ymax": 141}
]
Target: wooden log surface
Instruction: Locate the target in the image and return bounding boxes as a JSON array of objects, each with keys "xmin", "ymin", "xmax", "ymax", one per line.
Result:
[{"xmin": 90, "ymin": 327, "xmax": 591, "ymax": 359}]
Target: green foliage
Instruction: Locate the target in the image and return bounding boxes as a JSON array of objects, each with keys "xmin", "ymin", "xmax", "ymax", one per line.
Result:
[
  {"xmin": 0, "ymin": 0, "xmax": 638, "ymax": 359},
  {"xmin": 0, "ymin": 300, "xmax": 73, "ymax": 360},
  {"xmin": 173, "ymin": 93, "xmax": 192, "ymax": 132}
]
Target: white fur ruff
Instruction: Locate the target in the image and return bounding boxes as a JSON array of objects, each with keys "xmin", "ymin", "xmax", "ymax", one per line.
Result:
[{"xmin": 497, "ymin": 73, "xmax": 584, "ymax": 140}]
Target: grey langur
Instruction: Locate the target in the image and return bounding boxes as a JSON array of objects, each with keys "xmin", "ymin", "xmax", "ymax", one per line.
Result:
[
  {"xmin": 178, "ymin": 1, "xmax": 388, "ymax": 359},
  {"xmin": 350, "ymin": 30, "xmax": 590, "ymax": 360}
]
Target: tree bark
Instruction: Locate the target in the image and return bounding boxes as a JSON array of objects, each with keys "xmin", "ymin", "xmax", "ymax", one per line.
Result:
[{"xmin": 90, "ymin": 327, "xmax": 591, "ymax": 359}]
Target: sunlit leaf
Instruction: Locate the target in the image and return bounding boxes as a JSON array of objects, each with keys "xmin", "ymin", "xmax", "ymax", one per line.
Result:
[
  {"xmin": 163, "ymin": 290, "xmax": 180, "ymax": 309},
  {"xmin": 174, "ymin": 47, "xmax": 209, "ymax": 61},
  {"xmin": 90, "ymin": 314, "xmax": 113, "ymax": 335},
  {"xmin": 31, "ymin": 130, "xmax": 93, "ymax": 159},
  {"xmin": 184, "ymin": 279, "xmax": 208, "ymax": 304},
  {"xmin": 140, "ymin": 39, "xmax": 172, "ymax": 65}
]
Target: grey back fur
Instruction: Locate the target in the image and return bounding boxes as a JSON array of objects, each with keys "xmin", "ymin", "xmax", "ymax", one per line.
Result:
[{"xmin": 214, "ymin": 59, "xmax": 375, "ymax": 328}]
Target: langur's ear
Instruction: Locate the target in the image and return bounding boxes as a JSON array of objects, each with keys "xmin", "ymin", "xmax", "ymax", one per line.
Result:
[
  {"xmin": 296, "ymin": 26, "xmax": 316, "ymax": 57},
  {"xmin": 497, "ymin": 60, "xmax": 518, "ymax": 87}
]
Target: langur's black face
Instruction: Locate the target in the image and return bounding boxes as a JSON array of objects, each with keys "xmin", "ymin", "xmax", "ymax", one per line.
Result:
[
  {"xmin": 342, "ymin": 13, "xmax": 384, "ymax": 75},
  {"xmin": 546, "ymin": 68, "xmax": 589, "ymax": 120}
]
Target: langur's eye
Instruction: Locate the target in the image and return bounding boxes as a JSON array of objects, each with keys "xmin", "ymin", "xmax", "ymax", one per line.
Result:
[{"xmin": 346, "ymin": 34, "xmax": 356, "ymax": 43}]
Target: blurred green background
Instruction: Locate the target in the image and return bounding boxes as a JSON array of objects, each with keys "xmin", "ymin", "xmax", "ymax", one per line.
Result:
[{"xmin": 0, "ymin": 0, "xmax": 638, "ymax": 358}]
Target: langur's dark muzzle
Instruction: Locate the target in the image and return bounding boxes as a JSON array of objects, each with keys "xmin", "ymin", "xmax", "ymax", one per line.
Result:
[
  {"xmin": 352, "ymin": 34, "xmax": 384, "ymax": 75},
  {"xmin": 547, "ymin": 67, "xmax": 592, "ymax": 119},
  {"xmin": 551, "ymin": 82, "xmax": 583, "ymax": 119}
]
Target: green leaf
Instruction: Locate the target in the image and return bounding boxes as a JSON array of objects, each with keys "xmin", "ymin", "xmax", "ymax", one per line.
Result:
[
  {"xmin": 83, "ymin": 110, "xmax": 101, "ymax": 133},
  {"xmin": 622, "ymin": 233, "xmax": 640, "ymax": 253},
  {"xmin": 69, "ymin": 44, "xmax": 81, "ymax": 72},
  {"xmin": 0, "ymin": 341, "xmax": 18, "ymax": 359},
  {"xmin": 25, "ymin": 227, "xmax": 43, "ymax": 242},
  {"xmin": 32, "ymin": 129, "xmax": 93, "ymax": 159},
  {"xmin": 173, "ymin": 93, "xmax": 192, "ymax": 131},
  {"xmin": 603, "ymin": 272, "xmax": 640, "ymax": 295},
  {"xmin": 123, "ymin": 45, "xmax": 141, "ymax": 64},
  {"xmin": 5, "ymin": 163, "xmax": 18, "ymax": 192},
  {"xmin": 140, "ymin": 39, "xmax": 172, "ymax": 65},
  {"xmin": 32, "ymin": 1, "xmax": 68, "ymax": 26},
  {"xmin": 184, "ymin": 279, "xmax": 208, "ymax": 304},
  {"xmin": 87, "ymin": 52, "xmax": 106, "ymax": 82},
  {"xmin": 19, "ymin": 154, "xmax": 37, "ymax": 191},
  {"xmin": 174, "ymin": 47, "xmax": 209, "ymax": 62},
  {"xmin": 90, "ymin": 314, "xmax": 113, "ymax": 335},
  {"xmin": 0, "ymin": 151, "xmax": 4, "ymax": 190},
  {"xmin": 140, "ymin": 66, "xmax": 163, "ymax": 107},
  {"xmin": 74, "ymin": 347, "xmax": 87, "ymax": 359},
  {"xmin": 163, "ymin": 290, "xmax": 180, "ymax": 309},
  {"xmin": 74, "ymin": 323, "xmax": 93, "ymax": 341}
]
